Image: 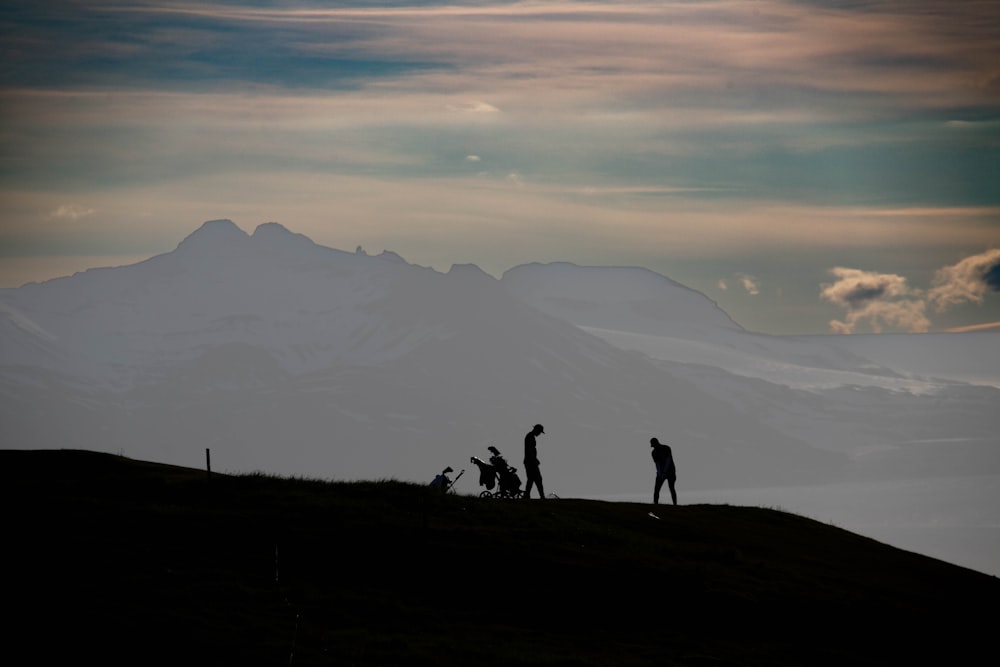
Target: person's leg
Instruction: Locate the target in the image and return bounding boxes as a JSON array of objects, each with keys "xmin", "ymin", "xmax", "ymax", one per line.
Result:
[
  {"xmin": 524, "ymin": 463, "xmax": 538, "ymax": 498},
  {"xmin": 668, "ymin": 477, "xmax": 677, "ymax": 506},
  {"xmin": 654, "ymin": 474, "xmax": 664, "ymax": 504},
  {"xmin": 526, "ymin": 464, "xmax": 544, "ymax": 498}
]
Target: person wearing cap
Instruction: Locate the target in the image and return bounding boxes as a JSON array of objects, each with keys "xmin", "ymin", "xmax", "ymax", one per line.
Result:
[
  {"xmin": 523, "ymin": 424, "xmax": 546, "ymax": 499},
  {"xmin": 429, "ymin": 466, "xmax": 454, "ymax": 493},
  {"xmin": 650, "ymin": 437, "xmax": 677, "ymax": 505}
]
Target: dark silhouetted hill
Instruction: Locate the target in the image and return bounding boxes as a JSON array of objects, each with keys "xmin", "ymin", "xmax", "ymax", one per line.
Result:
[{"xmin": 4, "ymin": 449, "xmax": 996, "ymax": 666}]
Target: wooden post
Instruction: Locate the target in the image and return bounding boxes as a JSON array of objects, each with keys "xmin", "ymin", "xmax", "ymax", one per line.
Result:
[{"xmin": 206, "ymin": 448, "xmax": 212, "ymax": 480}]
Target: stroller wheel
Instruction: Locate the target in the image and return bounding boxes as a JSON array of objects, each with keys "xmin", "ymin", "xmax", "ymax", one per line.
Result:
[{"xmin": 479, "ymin": 490, "xmax": 493, "ymax": 498}]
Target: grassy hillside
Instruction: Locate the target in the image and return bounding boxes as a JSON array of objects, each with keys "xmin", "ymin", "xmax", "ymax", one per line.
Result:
[{"xmin": 3, "ymin": 449, "xmax": 996, "ymax": 666}]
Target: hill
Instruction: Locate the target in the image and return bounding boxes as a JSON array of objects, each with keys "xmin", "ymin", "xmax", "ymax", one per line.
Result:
[{"xmin": 4, "ymin": 449, "xmax": 996, "ymax": 666}]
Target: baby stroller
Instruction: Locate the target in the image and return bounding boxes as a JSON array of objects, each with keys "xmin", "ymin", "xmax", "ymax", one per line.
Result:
[{"xmin": 470, "ymin": 446, "xmax": 523, "ymax": 499}]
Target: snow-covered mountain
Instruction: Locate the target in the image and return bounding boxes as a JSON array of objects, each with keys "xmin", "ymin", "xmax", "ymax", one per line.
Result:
[
  {"xmin": 0, "ymin": 220, "xmax": 841, "ymax": 494},
  {"xmin": 502, "ymin": 261, "xmax": 942, "ymax": 389},
  {"xmin": 1, "ymin": 219, "xmax": 997, "ymax": 575},
  {"xmin": 498, "ymin": 261, "xmax": 999, "ymax": 466}
]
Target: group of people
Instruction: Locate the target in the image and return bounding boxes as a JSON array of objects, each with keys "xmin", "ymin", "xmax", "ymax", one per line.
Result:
[{"xmin": 430, "ymin": 423, "xmax": 678, "ymax": 505}]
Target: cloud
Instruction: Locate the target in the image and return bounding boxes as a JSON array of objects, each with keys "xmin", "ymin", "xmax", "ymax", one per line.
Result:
[
  {"xmin": 737, "ymin": 273, "xmax": 760, "ymax": 296},
  {"xmin": 445, "ymin": 101, "xmax": 500, "ymax": 114},
  {"xmin": 928, "ymin": 248, "xmax": 1000, "ymax": 311},
  {"xmin": 719, "ymin": 273, "xmax": 759, "ymax": 295},
  {"xmin": 505, "ymin": 171, "xmax": 524, "ymax": 187},
  {"xmin": 944, "ymin": 321, "xmax": 1000, "ymax": 333},
  {"xmin": 48, "ymin": 204, "xmax": 96, "ymax": 221},
  {"xmin": 821, "ymin": 267, "xmax": 929, "ymax": 333},
  {"xmin": 821, "ymin": 250, "xmax": 1000, "ymax": 333}
]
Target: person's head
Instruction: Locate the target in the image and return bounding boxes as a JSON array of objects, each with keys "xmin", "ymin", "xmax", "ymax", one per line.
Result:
[
  {"xmin": 533, "ymin": 424, "xmax": 545, "ymax": 436},
  {"xmin": 650, "ymin": 437, "xmax": 660, "ymax": 447},
  {"xmin": 443, "ymin": 466, "xmax": 453, "ymax": 474},
  {"xmin": 487, "ymin": 445, "xmax": 500, "ymax": 456}
]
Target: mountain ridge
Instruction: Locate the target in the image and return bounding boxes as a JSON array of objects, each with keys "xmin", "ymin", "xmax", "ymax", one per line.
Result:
[
  {"xmin": 0, "ymin": 220, "xmax": 844, "ymax": 492},
  {"xmin": 2, "ymin": 220, "xmax": 997, "ymax": 577}
]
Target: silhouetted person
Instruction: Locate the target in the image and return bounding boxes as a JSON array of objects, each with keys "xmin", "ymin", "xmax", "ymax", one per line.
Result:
[
  {"xmin": 430, "ymin": 466, "xmax": 454, "ymax": 493},
  {"xmin": 523, "ymin": 424, "xmax": 545, "ymax": 499},
  {"xmin": 650, "ymin": 438, "xmax": 677, "ymax": 505}
]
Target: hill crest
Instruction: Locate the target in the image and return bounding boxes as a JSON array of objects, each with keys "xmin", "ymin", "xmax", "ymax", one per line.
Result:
[{"xmin": 5, "ymin": 449, "xmax": 996, "ymax": 667}]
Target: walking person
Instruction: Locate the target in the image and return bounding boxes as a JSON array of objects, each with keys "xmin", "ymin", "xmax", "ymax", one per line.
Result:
[
  {"xmin": 650, "ymin": 437, "xmax": 677, "ymax": 505},
  {"xmin": 523, "ymin": 424, "xmax": 546, "ymax": 499}
]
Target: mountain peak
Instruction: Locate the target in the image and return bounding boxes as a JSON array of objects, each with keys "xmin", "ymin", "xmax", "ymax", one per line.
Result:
[
  {"xmin": 252, "ymin": 221, "xmax": 297, "ymax": 240},
  {"xmin": 175, "ymin": 219, "xmax": 249, "ymax": 252},
  {"xmin": 448, "ymin": 263, "xmax": 495, "ymax": 283},
  {"xmin": 376, "ymin": 250, "xmax": 406, "ymax": 263},
  {"xmin": 251, "ymin": 222, "xmax": 319, "ymax": 249}
]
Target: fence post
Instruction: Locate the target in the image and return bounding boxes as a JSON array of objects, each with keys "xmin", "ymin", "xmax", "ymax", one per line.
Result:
[{"xmin": 206, "ymin": 448, "xmax": 212, "ymax": 481}]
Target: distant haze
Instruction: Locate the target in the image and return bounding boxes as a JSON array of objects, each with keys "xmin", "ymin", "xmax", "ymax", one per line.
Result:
[{"xmin": 1, "ymin": 219, "xmax": 998, "ymax": 576}]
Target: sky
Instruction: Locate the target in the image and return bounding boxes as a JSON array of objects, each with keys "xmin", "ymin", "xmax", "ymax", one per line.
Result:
[{"xmin": 1, "ymin": 0, "xmax": 998, "ymax": 335}]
